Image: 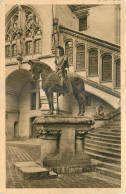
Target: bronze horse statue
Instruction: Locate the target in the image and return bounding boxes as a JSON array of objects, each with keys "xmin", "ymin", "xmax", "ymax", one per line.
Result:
[{"xmin": 28, "ymin": 60, "xmax": 85, "ymax": 116}]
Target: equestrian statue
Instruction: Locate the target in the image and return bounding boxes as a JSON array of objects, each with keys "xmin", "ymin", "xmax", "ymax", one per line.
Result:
[{"xmin": 28, "ymin": 46, "xmax": 85, "ymax": 116}]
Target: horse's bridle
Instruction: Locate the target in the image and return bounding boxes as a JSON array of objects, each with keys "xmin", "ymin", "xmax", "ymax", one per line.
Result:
[{"xmin": 31, "ymin": 64, "xmax": 41, "ymax": 80}]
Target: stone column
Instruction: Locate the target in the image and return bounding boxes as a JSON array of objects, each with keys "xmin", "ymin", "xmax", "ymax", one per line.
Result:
[
  {"xmin": 85, "ymin": 43, "xmax": 88, "ymax": 79},
  {"xmin": 59, "ymin": 125, "xmax": 75, "ymax": 159},
  {"xmin": 112, "ymin": 54, "xmax": 115, "ymax": 90},
  {"xmin": 98, "ymin": 48, "xmax": 101, "ymax": 83}
]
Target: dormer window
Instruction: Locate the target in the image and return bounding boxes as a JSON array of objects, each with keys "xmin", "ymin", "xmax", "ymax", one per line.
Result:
[{"xmin": 79, "ymin": 17, "xmax": 87, "ymax": 31}]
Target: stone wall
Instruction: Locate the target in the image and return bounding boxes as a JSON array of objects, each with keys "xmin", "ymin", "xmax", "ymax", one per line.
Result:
[{"xmin": 81, "ymin": 5, "xmax": 119, "ymax": 44}]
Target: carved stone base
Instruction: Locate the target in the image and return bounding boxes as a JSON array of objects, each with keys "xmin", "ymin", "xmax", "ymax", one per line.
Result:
[{"xmin": 34, "ymin": 115, "xmax": 94, "ymax": 173}]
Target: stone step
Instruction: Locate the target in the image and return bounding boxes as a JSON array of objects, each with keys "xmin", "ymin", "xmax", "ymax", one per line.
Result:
[
  {"xmin": 105, "ymin": 123, "xmax": 120, "ymax": 126},
  {"xmin": 92, "ymin": 127, "xmax": 121, "ymax": 132},
  {"xmin": 84, "ymin": 138, "xmax": 121, "ymax": 148},
  {"xmin": 97, "ymin": 128, "xmax": 121, "ymax": 133},
  {"xmin": 112, "ymin": 118, "xmax": 120, "ymax": 121},
  {"xmin": 85, "ymin": 143, "xmax": 121, "ymax": 154},
  {"xmin": 84, "ymin": 147, "xmax": 121, "ymax": 158},
  {"xmin": 108, "ymin": 120, "xmax": 120, "ymax": 123},
  {"xmin": 90, "ymin": 132, "xmax": 121, "ymax": 139},
  {"xmin": 91, "ymin": 159, "xmax": 121, "ymax": 172},
  {"xmin": 13, "ymin": 161, "xmax": 58, "ymax": 180},
  {"xmin": 13, "ymin": 161, "xmax": 39, "ymax": 171},
  {"xmin": 100, "ymin": 162, "xmax": 121, "ymax": 172},
  {"xmin": 92, "ymin": 172, "xmax": 121, "ymax": 187},
  {"xmin": 84, "ymin": 151, "xmax": 121, "ymax": 164},
  {"xmin": 100, "ymin": 126, "xmax": 121, "ymax": 129},
  {"xmin": 110, "ymin": 129, "xmax": 121, "ymax": 132},
  {"xmin": 95, "ymin": 167, "xmax": 121, "ymax": 179},
  {"xmin": 85, "ymin": 135, "xmax": 121, "ymax": 144},
  {"xmin": 94, "ymin": 131, "xmax": 121, "ymax": 136},
  {"xmin": 19, "ymin": 166, "xmax": 49, "ymax": 180}
]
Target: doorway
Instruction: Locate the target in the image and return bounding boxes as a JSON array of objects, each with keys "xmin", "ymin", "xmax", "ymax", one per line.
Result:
[{"xmin": 14, "ymin": 121, "xmax": 18, "ymax": 138}]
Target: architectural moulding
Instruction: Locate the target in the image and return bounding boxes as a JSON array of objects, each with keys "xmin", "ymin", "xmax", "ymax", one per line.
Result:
[
  {"xmin": 84, "ymin": 78, "xmax": 120, "ymax": 98},
  {"xmin": 59, "ymin": 26, "xmax": 120, "ymax": 53},
  {"xmin": 114, "ymin": 55, "xmax": 120, "ymax": 61}
]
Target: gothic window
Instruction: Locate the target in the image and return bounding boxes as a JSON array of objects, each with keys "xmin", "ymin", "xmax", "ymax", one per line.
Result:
[
  {"xmin": 116, "ymin": 59, "xmax": 120, "ymax": 87},
  {"xmin": 102, "ymin": 55, "xmax": 112, "ymax": 81},
  {"xmin": 26, "ymin": 41, "xmax": 33, "ymax": 55},
  {"xmin": 79, "ymin": 17, "xmax": 87, "ymax": 31},
  {"xmin": 5, "ymin": 45, "xmax": 10, "ymax": 57},
  {"xmin": 5, "ymin": 6, "xmax": 42, "ymax": 58},
  {"xmin": 65, "ymin": 41, "xmax": 73, "ymax": 65},
  {"xmin": 12, "ymin": 44, "xmax": 17, "ymax": 56},
  {"xmin": 89, "ymin": 49, "xmax": 98, "ymax": 76},
  {"xmin": 76, "ymin": 45, "xmax": 85, "ymax": 71},
  {"xmin": 34, "ymin": 39, "xmax": 41, "ymax": 54}
]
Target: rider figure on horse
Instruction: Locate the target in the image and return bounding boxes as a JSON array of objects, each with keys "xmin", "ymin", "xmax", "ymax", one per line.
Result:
[{"xmin": 55, "ymin": 46, "xmax": 73, "ymax": 94}]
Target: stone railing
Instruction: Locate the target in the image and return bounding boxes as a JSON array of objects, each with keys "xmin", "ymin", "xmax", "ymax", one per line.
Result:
[
  {"xmin": 59, "ymin": 25, "xmax": 120, "ymax": 92},
  {"xmin": 94, "ymin": 107, "xmax": 120, "ymax": 121}
]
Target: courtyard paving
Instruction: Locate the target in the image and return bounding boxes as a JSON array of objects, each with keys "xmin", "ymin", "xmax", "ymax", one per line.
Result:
[{"xmin": 6, "ymin": 139, "xmax": 118, "ymax": 188}]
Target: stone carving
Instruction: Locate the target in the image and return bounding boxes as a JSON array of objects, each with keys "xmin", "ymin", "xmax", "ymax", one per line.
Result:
[
  {"xmin": 28, "ymin": 59, "xmax": 86, "ymax": 116},
  {"xmin": 36, "ymin": 129, "xmax": 61, "ymax": 138}
]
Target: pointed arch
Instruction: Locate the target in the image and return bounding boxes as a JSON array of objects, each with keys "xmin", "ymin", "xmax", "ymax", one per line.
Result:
[{"xmin": 5, "ymin": 5, "xmax": 42, "ymax": 58}]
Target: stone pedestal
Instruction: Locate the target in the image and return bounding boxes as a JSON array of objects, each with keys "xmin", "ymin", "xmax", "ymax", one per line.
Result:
[{"xmin": 34, "ymin": 115, "xmax": 94, "ymax": 173}]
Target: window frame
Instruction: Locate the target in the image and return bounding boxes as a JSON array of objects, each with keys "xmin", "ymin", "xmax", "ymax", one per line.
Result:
[
  {"xmin": 79, "ymin": 16, "xmax": 87, "ymax": 31},
  {"xmin": 102, "ymin": 54, "xmax": 112, "ymax": 82},
  {"xmin": 88, "ymin": 49, "xmax": 98, "ymax": 77},
  {"xmin": 115, "ymin": 59, "xmax": 120, "ymax": 88},
  {"xmin": 76, "ymin": 44, "xmax": 85, "ymax": 71},
  {"xmin": 5, "ymin": 6, "xmax": 42, "ymax": 59}
]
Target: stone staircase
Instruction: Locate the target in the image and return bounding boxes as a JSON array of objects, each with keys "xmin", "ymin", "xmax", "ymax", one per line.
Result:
[{"xmin": 84, "ymin": 115, "xmax": 121, "ymax": 187}]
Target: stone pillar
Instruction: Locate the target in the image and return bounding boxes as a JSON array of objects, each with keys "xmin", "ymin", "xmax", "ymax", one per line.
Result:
[
  {"xmin": 59, "ymin": 126, "xmax": 75, "ymax": 159},
  {"xmin": 112, "ymin": 54, "xmax": 114, "ymax": 89},
  {"xmin": 75, "ymin": 136, "xmax": 84, "ymax": 155},
  {"xmin": 85, "ymin": 43, "xmax": 88, "ymax": 79},
  {"xmin": 40, "ymin": 134, "xmax": 59, "ymax": 164},
  {"xmin": 98, "ymin": 48, "xmax": 101, "ymax": 83}
]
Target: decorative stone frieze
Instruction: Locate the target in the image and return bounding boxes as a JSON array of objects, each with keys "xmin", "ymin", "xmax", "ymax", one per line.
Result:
[
  {"xmin": 36, "ymin": 129, "xmax": 61, "ymax": 138},
  {"xmin": 75, "ymin": 130, "xmax": 90, "ymax": 136}
]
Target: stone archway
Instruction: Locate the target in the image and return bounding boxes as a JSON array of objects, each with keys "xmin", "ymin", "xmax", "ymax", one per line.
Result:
[{"xmin": 6, "ymin": 69, "xmax": 33, "ymax": 139}]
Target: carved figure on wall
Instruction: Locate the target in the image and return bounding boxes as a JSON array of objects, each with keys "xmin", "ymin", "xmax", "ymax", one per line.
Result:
[
  {"xmin": 95, "ymin": 102, "xmax": 104, "ymax": 118},
  {"xmin": 28, "ymin": 59, "xmax": 85, "ymax": 116}
]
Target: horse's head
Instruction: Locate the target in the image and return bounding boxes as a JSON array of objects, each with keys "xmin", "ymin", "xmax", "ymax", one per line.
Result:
[{"xmin": 28, "ymin": 60, "xmax": 42, "ymax": 80}]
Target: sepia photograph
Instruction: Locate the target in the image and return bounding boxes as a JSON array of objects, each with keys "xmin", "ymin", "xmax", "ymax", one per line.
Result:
[{"xmin": 1, "ymin": 1, "xmax": 125, "ymax": 193}]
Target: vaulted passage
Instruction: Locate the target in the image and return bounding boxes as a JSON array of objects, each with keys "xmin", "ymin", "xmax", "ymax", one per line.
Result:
[{"xmin": 6, "ymin": 69, "xmax": 41, "ymax": 139}]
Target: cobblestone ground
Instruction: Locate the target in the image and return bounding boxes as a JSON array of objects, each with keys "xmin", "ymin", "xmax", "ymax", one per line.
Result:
[{"xmin": 6, "ymin": 141, "xmax": 118, "ymax": 188}]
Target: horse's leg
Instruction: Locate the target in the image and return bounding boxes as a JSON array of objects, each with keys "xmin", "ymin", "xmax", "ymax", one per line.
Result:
[
  {"xmin": 74, "ymin": 93, "xmax": 81, "ymax": 116},
  {"xmin": 48, "ymin": 88, "xmax": 54, "ymax": 115},
  {"xmin": 45, "ymin": 90, "xmax": 51, "ymax": 114},
  {"xmin": 79, "ymin": 92, "xmax": 85, "ymax": 116}
]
